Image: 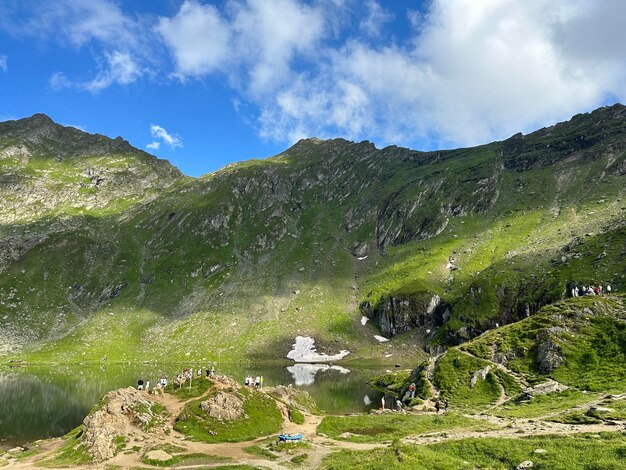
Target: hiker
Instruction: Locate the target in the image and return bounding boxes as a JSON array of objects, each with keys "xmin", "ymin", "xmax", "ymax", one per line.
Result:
[
  {"xmin": 244, "ymin": 376, "xmax": 250, "ymax": 386},
  {"xmin": 197, "ymin": 368, "xmax": 202, "ymax": 377},
  {"xmin": 607, "ymin": 284, "xmax": 612, "ymax": 294},
  {"xmin": 146, "ymin": 380, "xmax": 150, "ymax": 391},
  {"xmin": 137, "ymin": 379, "xmax": 144, "ymax": 391},
  {"xmin": 444, "ymin": 399, "xmax": 449, "ymax": 413},
  {"xmin": 435, "ymin": 400, "xmax": 440, "ymax": 414},
  {"xmin": 570, "ymin": 286, "xmax": 577, "ymax": 298},
  {"xmin": 381, "ymin": 396, "xmax": 385, "ymax": 410},
  {"xmin": 159, "ymin": 375, "xmax": 168, "ymax": 388},
  {"xmin": 211, "ymin": 365, "xmax": 215, "ymax": 377},
  {"xmin": 409, "ymin": 383, "xmax": 416, "ymax": 399},
  {"xmin": 402, "ymin": 391, "xmax": 411, "ymax": 404},
  {"xmin": 595, "ymin": 285, "xmax": 601, "ymax": 295},
  {"xmin": 206, "ymin": 368, "xmax": 211, "ymax": 378},
  {"xmin": 579, "ymin": 286, "xmax": 586, "ymax": 296},
  {"xmin": 396, "ymin": 399, "xmax": 403, "ymax": 413},
  {"xmin": 260, "ymin": 376, "xmax": 264, "ymax": 388},
  {"xmin": 255, "ymin": 376, "xmax": 261, "ymax": 388}
]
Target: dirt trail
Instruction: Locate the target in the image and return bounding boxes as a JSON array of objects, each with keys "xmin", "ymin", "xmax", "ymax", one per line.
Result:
[{"xmin": 8, "ymin": 380, "xmax": 626, "ymax": 470}]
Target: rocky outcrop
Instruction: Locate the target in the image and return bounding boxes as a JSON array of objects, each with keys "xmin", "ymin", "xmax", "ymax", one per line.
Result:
[
  {"xmin": 536, "ymin": 327, "xmax": 566, "ymax": 373},
  {"xmin": 200, "ymin": 391, "xmax": 245, "ymax": 421},
  {"xmin": 81, "ymin": 387, "xmax": 166, "ymax": 462},
  {"xmin": 361, "ymin": 293, "xmax": 446, "ymax": 337}
]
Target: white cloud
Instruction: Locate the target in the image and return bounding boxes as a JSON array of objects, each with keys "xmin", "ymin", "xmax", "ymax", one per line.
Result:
[
  {"xmin": 359, "ymin": 1, "xmax": 393, "ymax": 37},
  {"xmin": 150, "ymin": 124, "xmax": 182, "ymax": 149},
  {"xmin": 0, "ymin": 55, "xmax": 7, "ymax": 71},
  {"xmin": 256, "ymin": 0, "xmax": 626, "ymax": 148},
  {"xmin": 146, "ymin": 141, "xmax": 160, "ymax": 150},
  {"xmin": 2, "ymin": 0, "xmax": 138, "ymax": 49},
  {"xmin": 84, "ymin": 51, "xmax": 143, "ymax": 92},
  {"xmin": 5, "ymin": 0, "xmax": 151, "ymax": 92},
  {"xmin": 156, "ymin": 0, "xmax": 325, "ymax": 96},
  {"xmin": 49, "ymin": 51, "xmax": 143, "ymax": 93},
  {"xmin": 156, "ymin": 1, "xmax": 230, "ymax": 77}
]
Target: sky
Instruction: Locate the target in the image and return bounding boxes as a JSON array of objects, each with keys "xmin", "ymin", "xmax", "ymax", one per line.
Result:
[{"xmin": 0, "ymin": 0, "xmax": 625, "ymax": 177}]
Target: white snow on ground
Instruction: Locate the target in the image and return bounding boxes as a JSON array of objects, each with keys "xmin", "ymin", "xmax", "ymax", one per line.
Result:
[
  {"xmin": 360, "ymin": 316, "xmax": 369, "ymax": 326},
  {"xmin": 286, "ymin": 336, "xmax": 350, "ymax": 363},
  {"xmin": 357, "ymin": 255, "xmax": 368, "ymax": 260},
  {"xmin": 286, "ymin": 363, "xmax": 350, "ymax": 386},
  {"xmin": 374, "ymin": 335, "xmax": 389, "ymax": 342}
]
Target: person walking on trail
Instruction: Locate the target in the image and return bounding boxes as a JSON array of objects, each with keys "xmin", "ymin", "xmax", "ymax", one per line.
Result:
[
  {"xmin": 255, "ymin": 376, "xmax": 261, "ymax": 388},
  {"xmin": 607, "ymin": 284, "xmax": 612, "ymax": 294},
  {"xmin": 137, "ymin": 379, "xmax": 144, "ymax": 391},
  {"xmin": 444, "ymin": 399, "xmax": 449, "ymax": 413},
  {"xmin": 396, "ymin": 399, "xmax": 403, "ymax": 413},
  {"xmin": 381, "ymin": 396, "xmax": 385, "ymax": 410},
  {"xmin": 409, "ymin": 383, "xmax": 416, "ymax": 399},
  {"xmin": 145, "ymin": 380, "xmax": 150, "ymax": 391},
  {"xmin": 435, "ymin": 400, "xmax": 440, "ymax": 414}
]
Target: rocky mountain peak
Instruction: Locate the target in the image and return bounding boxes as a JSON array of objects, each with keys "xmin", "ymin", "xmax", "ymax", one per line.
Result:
[{"xmin": 0, "ymin": 113, "xmax": 147, "ymax": 160}]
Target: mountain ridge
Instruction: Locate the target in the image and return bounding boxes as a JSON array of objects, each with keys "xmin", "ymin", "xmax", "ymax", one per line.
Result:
[{"xmin": 0, "ymin": 105, "xmax": 624, "ymax": 363}]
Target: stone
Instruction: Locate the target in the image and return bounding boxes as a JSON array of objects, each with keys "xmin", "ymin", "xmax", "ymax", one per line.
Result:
[
  {"xmin": 81, "ymin": 387, "xmax": 164, "ymax": 462},
  {"xmin": 533, "ymin": 449, "xmax": 547, "ymax": 454},
  {"xmin": 200, "ymin": 391, "xmax": 244, "ymax": 421},
  {"xmin": 144, "ymin": 450, "xmax": 173, "ymax": 462},
  {"xmin": 7, "ymin": 447, "xmax": 25, "ymax": 454},
  {"xmin": 517, "ymin": 461, "xmax": 534, "ymax": 469}
]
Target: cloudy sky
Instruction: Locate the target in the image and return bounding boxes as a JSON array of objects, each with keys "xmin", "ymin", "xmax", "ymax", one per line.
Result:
[{"xmin": 0, "ymin": 0, "xmax": 625, "ymax": 176}]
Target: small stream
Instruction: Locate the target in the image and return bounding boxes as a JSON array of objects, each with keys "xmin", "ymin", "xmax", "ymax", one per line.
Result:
[{"xmin": 0, "ymin": 362, "xmax": 387, "ymax": 447}]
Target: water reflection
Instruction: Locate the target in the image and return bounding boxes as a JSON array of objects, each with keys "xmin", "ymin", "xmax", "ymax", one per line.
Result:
[
  {"xmin": 286, "ymin": 363, "xmax": 350, "ymax": 386},
  {"xmin": 0, "ymin": 362, "xmax": 385, "ymax": 447}
]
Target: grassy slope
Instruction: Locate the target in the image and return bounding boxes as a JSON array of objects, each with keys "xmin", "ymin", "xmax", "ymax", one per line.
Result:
[{"xmin": 1, "ymin": 106, "xmax": 625, "ymax": 363}]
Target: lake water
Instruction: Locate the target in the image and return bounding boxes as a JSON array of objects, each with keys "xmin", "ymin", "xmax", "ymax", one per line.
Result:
[{"xmin": 0, "ymin": 362, "xmax": 387, "ymax": 447}]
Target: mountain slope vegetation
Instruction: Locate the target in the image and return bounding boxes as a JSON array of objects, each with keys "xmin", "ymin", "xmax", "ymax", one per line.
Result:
[{"xmin": 0, "ymin": 105, "xmax": 625, "ymax": 363}]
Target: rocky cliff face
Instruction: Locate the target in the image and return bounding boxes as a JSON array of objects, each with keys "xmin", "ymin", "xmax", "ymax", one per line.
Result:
[{"xmin": 1, "ymin": 106, "xmax": 625, "ymax": 361}]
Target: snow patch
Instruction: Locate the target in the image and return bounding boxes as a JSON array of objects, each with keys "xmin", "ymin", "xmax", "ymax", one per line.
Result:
[
  {"xmin": 360, "ymin": 316, "xmax": 369, "ymax": 326},
  {"xmin": 286, "ymin": 336, "xmax": 350, "ymax": 363},
  {"xmin": 357, "ymin": 255, "xmax": 368, "ymax": 260},
  {"xmin": 286, "ymin": 363, "xmax": 350, "ymax": 386},
  {"xmin": 374, "ymin": 335, "xmax": 389, "ymax": 343}
]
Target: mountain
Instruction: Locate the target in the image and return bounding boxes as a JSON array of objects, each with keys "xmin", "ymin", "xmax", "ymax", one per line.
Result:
[{"xmin": 0, "ymin": 106, "xmax": 624, "ymax": 363}]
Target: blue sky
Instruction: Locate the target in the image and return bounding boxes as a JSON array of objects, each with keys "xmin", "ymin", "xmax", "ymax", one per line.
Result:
[{"xmin": 1, "ymin": 0, "xmax": 625, "ymax": 176}]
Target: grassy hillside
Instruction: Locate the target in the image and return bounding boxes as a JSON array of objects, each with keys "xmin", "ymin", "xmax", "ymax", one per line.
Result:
[{"xmin": 1, "ymin": 106, "xmax": 625, "ymax": 363}]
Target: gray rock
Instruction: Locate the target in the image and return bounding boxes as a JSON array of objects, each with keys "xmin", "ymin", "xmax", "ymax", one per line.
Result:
[
  {"xmin": 516, "ymin": 461, "xmax": 534, "ymax": 469},
  {"xmin": 144, "ymin": 450, "xmax": 173, "ymax": 462}
]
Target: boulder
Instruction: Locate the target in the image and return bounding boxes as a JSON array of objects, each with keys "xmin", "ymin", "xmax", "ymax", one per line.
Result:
[
  {"xmin": 200, "ymin": 392, "xmax": 244, "ymax": 421},
  {"xmin": 82, "ymin": 387, "xmax": 164, "ymax": 462},
  {"xmin": 144, "ymin": 450, "xmax": 173, "ymax": 462},
  {"xmin": 517, "ymin": 461, "xmax": 534, "ymax": 469}
]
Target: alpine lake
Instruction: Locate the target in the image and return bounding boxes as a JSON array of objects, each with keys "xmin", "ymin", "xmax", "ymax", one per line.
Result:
[{"xmin": 0, "ymin": 361, "xmax": 389, "ymax": 448}]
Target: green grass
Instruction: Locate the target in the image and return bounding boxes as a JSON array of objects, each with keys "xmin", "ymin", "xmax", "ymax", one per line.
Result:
[
  {"xmin": 495, "ymin": 389, "xmax": 600, "ymax": 419},
  {"xmin": 165, "ymin": 378, "xmax": 214, "ymax": 400},
  {"xmin": 317, "ymin": 412, "xmax": 498, "ymax": 443},
  {"xmin": 141, "ymin": 452, "xmax": 231, "ymax": 467},
  {"xmin": 321, "ymin": 432, "xmax": 626, "ymax": 469},
  {"xmin": 174, "ymin": 388, "xmax": 283, "ymax": 443},
  {"xmin": 243, "ymin": 444, "xmax": 279, "ymax": 460},
  {"xmin": 289, "ymin": 408, "xmax": 305, "ymax": 424},
  {"xmin": 37, "ymin": 425, "xmax": 92, "ymax": 468}
]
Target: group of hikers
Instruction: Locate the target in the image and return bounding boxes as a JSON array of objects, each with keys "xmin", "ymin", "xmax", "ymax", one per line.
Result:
[
  {"xmin": 136, "ymin": 365, "xmax": 216, "ymax": 392},
  {"xmin": 244, "ymin": 375, "xmax": 264, "ymax": 388},
  {"xmin": 381, "ymin": 381, "xmax": 450, "ymax": 414},
  {"xmin": 570, "ymin": 283, "xmax": 613, "ymax": 297}
]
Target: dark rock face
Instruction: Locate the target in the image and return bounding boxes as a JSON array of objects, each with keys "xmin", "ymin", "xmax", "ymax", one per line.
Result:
[
  {"xmin": 536, "ymin": 327, "xmax": 566, "ymax": 373},
  {"xmin": 361, "ymin": 293, "xmax": 446, "ymax": 337}
]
